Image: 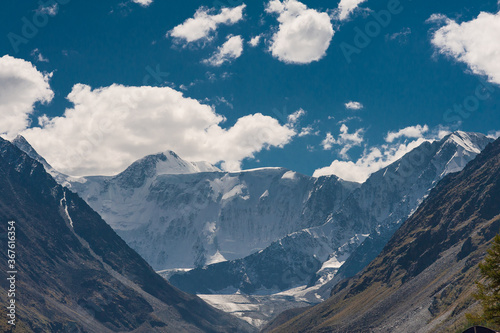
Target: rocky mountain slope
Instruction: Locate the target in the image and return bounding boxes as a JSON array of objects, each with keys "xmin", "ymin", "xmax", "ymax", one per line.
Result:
[
  {"xmin": 169, "ymin": 132, "xmax": 493, "ymax": 295},
  {"xmin": 270, "ymin": 137, "xmax": 500, "ymax": 333},
  {"xmin": 0, "ymin": 137, "xmax": 254, "ymax": 332}
]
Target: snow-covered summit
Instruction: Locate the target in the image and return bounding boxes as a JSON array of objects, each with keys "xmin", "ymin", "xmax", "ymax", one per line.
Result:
[
  {"xmin": 153, "ymin": 150, "xmax": 221, "ymax": 174},
  {"xmin": 434, "ymin": 131, "xmax": 492, "ymax": 176},
  {"xmin": 444, "ymin": 131, "xmax": 490, "ymax": 153},
  {"xmin": 12, "ymin": 135, "xmax": 51, "ymax": 169},
  {"xmin": 123, "ymin": 150, "xmax": 220, "ymax": 177},
  {"xmin": 112, "ymin": 150, "xmax": 221, "ymax": 189}
]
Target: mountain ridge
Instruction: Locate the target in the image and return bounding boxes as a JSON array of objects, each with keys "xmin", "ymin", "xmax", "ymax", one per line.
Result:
[
  {"xmin": 269, "ymin": 137, "xmax": 500, "ymax": 333},
  {"xmin": 169, "ymin": 131, "xmax": 493, "ymax": 296}
]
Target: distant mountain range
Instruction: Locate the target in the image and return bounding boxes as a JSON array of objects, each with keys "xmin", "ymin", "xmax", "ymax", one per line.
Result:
[
  {"xmin": 0, "ymin": 137, "xmax": 254, "ymax": 332},
  {"xmin": 12, "ymin": 131, "xmax": 495, "ymax": 329},
  {"xmin": 168, "ymin": 132, "xmax": 493, "ymax": 295},
  {"xmin": 268, "ymin": 137, "xmax": 500, "ymax": 332}
]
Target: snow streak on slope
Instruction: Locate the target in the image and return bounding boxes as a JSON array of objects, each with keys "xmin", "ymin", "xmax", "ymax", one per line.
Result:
[{"xmin": 60, "ymin": 190, "xmax": 74, "ymax": 228}]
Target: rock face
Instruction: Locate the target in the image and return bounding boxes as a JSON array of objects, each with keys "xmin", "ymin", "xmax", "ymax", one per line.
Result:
[
  {"xmin": 270, "ymin": 137, "xmax": 500, "ymax": 333},
  {"xmin": 0, "ymin": 137, "xmax": 255, "ymax": 333},
  {"xmin": 169, "ymin": 132, "xmax": 493, "ymax": 294}
]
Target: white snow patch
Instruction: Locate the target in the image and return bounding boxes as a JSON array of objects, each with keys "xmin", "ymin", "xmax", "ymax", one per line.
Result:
[
  {"xmin": 281, "ymin": 170, "xmax": 297, "ymax": 180},
  {"xmin": 157, "ymin": 268, "xmax": 193, "ymax": 280},
  {"xmin": 60, "ymin": 191, "xmax": 74, "ymax": 228},
  {"xmin": 320, "ymin": 256, "xmax": 344, "ymax": 270},
  {"xmin": 235, "ymin": 167, "xmax": 283, "ymax": 173},
  {"xmin": 222, "ymin": 184, "xmax": 249, "ymax": 201},
  {"xmin": 206, "ymin": 250, "xmax": 227, "ymax": 265},
  {"xmin": 155, "ymin": 152, "xmax": 220, "ymax": 175},
  {"xmin": 449, "ymin": 131, "xmax": 481, "ymax": 153},
  {"xmin": 204, "ymin": 221, "xmax": 217, "ymax": 234},
  {"xmin": 199, "ymin": 292, "xmax": 315, "ymax": 329}
]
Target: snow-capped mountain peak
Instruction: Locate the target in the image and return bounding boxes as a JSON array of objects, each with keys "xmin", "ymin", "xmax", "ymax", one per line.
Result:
[
  {"xmin": 153, "ymin": 150, "xmax": 221, "ymax": 175},
  {"xmin": 11, "ymin": 135, "xmax": 84, "ymax": 186},
  {"xmin": 12, "ymin": 135, "xmax": 52, "ymax": 171},
  {"xmin": 435, "ymin": 131, "xmax": 491, "ymax": 176},
  {"xmin": 104, "ymin": 150, "xmax": 221, "ymax": 189},
  {"xmin": 444, "ymin": 131, "xmax": 487, "ymax": 154}
]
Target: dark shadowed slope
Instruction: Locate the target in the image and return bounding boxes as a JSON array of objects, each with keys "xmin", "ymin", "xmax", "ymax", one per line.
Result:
[
  {"xmin": 0, "ymin": 137, "xmax": 255, "ymax": 333},
  {"xmin": 271, "ymin": 137, "xmax": 500, "ymax": 333}
]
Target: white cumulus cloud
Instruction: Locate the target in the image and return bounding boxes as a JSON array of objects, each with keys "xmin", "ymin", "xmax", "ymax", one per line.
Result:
[
  {"xmin": 169, "ymin": 4, "xmax": 246, "ymax": 44},
  {"xmin": 21, "ymin": 84, "xmax": 296, "ymax": 176},
  {"xmin": 266, "ymin": 0, "xmax": 334, "ymax": 64},
  {"xmin": 0, "ymin": 55, "xmax": 53, "ymax": 139},
  {"xmin": 385, "ymin": 124, "xmax": 429, "ymax": 143},
  {"xmin": 204, "ymin": 35, "xmax": 244, "ymax": 66},
  {"xmin": 430, "ymin": 10, "xmax": 500, "ymax": 85},
  {"xmin": 336, "ymin": 0, "xmax": 367, "ymax": 21}
]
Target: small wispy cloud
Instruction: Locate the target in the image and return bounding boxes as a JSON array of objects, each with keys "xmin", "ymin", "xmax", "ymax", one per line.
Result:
[
  {"xmin": 31, "ymin": 49, "xmax": 49, "ymax": 63},
  {"xmin": 488, "ymin": 130, "xmax": 500, "ymax": 139},
  {"xmin": 322, "ymin": 124, "xmax": 364, "ymax": 158},
  {"xmin": 298, "ymin": 125, "xmax": 316, "ymax": 137},
  {"xmin": 203, "ymin": 35, "xmax": 244, "ymax": 66},
  {"xmin": 132, "ymin": 0, "xmax": 153, "ymax": 7},
  {"xmin": 345, "ymin": 101, "xmax": 363, "ymax": 110},
  {"xmin": 386, "ymin": 27, "xmax": 412, "ymax": 43},
  {"xmin": 37, "ymin": 3, "xmax": 59, "ymax": 16},
  {"xmin": 169, "ymin": 4, "xmax": 246, "ymax": 44},
  {"xmin": 337, "ymin": 116, "xmax": 362, "ymax": 125},
  {"xmin": 385, "ymin": 124, "xmax": 429, "ymax": 143},
  {"xmin": 287, "ymin": 109, "xmax": 306, "ymax": 125},
  {"xmin": 248, "ymin": 35, "xmax": 262, "ymax": 47}
]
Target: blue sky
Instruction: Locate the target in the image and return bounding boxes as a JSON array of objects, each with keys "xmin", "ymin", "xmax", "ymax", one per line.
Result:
[{"xmin": 1, "ymin": 0, "xmax": 499, "ymax": 181}]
